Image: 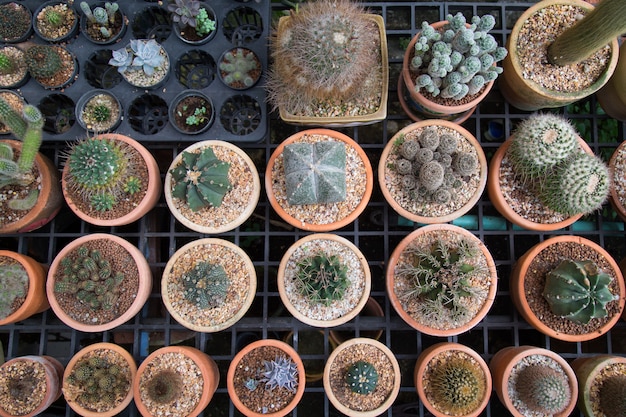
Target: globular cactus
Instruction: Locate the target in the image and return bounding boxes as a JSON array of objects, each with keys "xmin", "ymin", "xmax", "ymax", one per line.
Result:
[
  {"xmin": 295, "ymin": 253, "xmax": 349, "ymax": 306},
  {"xmin": 66, "ymin": 354, "xmax": 131, "ymax": 408},
  {"xmin": 599, "ymin": 374, "xmax": 626, "ymax": 416},
  {"xmin": 515, "ymin": 365, "xmax": 571, "ymax": 414},
  {"xmin": 260, "ymin": 355, "xmax": 299, "ymax": 392},
  {"xmin": 0, "ymin": 2, "xmax": 31, "ymax": 42},
  {"xmin": 283, "ymin": 141, "xmax": 346, "ymax": 205},
  {"xmin": 219, "ymin": 48, "xmax": 259, "ymax": 88},
  {"xmin": 0, "ymin": 263, "xmax": 28, "ymax": 320},
  {"xmin": 143, "ymin": 369, "xmax": 183, "ymax": 404},
  {"xmin": 429, "ymin": 356, "xmax": 486, "ymax": 415},
  {"xmin": 44, "ymin": 9, "xmax": 63, "ymax": 27},
  {"xmin": 25, "ymin": 45, "xmax": 62, "ymax": 79},
  {"xmin": 346, "ymin": 361, "xmax": 378, "ymax": 395},
  {"xmin": 0, "ymin": 51, "xmax": 15, "ymax": 75},
  {"xmin": 543, "ymin": 259, "xmax": 618, "ymax": 324},
  {"xmin": 181, "ymin": 261, "xmax": 230, "ymax": 309},
  {"xmin": 169, "ymin": 147, "xmax": 232, "ymax": 212}
]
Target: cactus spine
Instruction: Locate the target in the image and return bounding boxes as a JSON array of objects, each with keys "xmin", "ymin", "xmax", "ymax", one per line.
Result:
[
  {"xmin": 295, "ymin": 253, "xmax": 349, "ymax": 306},
  {"xmin": 25, "ymin": 45, "xmax": 62, "ymax": 79},
  {"xmin": 144, "ymin": 369, "xmax": 183, "ymax": 404},
  {"xmin": 429, "ymin": 356, "xmax": 486, "ymax": 415},
  {"xmin": 346, "ymin": 361, "xmax": 378, "ymax": 395},
  {"xmin": 515, "ymin": 365, "xmax": 571, "ymax": 414}
]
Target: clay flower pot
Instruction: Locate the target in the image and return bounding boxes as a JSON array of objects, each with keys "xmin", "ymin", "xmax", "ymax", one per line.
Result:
[
  {"xmin": 571, "ymin": 354, "xmax": 626, "ymax": 417},
  {"xmin": 329, "ymin": 296, "xmax": 384, "ymax": 345},
  {"xmin": 597, "ymin": 42, "xmax": 626, "ymax": 121},
  {"xmin": 608, "ymin": 139, "xmax": 626, "ymax": 222}
]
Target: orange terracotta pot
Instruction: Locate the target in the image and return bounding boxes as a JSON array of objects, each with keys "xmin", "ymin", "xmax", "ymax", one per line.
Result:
[
  {"xmin": 0, "ymin": 250, "xmax": 49, "ymax": 326},
  {"xmin": 265, "ymin": 128, "xmax": 373, "ymax": 232},
  {"xmin": 608, "ymin": 139, "xmax": 626, "ymax": 222},
  {"xmin": 571, "ymin": 354, "xmax": 626, "ymax": 417},
  {"xmin": 510, "ymin": 235, "xmax": 626, "ymax": 342},
  {"xmin": 329, "ymin": 296, "xmax": 384, "ymax": 345},
  {"xmin": 489, "ymin": 345, "xmax": 578, "ymax": 417}
]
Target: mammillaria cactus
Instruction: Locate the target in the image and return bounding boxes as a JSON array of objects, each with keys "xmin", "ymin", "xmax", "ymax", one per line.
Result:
[
  {"xmin": 144, "ymin": 369, "xmax": 183, "ymax": 404},
  {"xmin": 429, "ymin": 356, "xmax": 486, "ymax": 415},
  {"xmin": 25, "ymin": 45, "xmax": 62, "ymax": 79},
  {"xmin": 181, "ymin": 261, "xmax": 230, "ymax": 309},
  {"xmin": 169, "ymin": 147, "xmax": 232, "ymax": 212},
  {"xmin": 295, "ymin": 253, "xmax": 349, "ymax": 306},
  {"xmin": 515, "ymin": 365, "xmax": 571, "ymax": 414},
  {"xmin": 66, "ymin": 354, "xmax": 131, "ymax": 408},
  {"xmin": 599, "ymin": 374, "xmax": 626, "ymax": 416},
  {"xmin": 0, "ymin": 263, "xmax": 27, "ymax": 320},
  {"xmin": 219, "ymin": 48, "xmax": 260, "ymax": 88},
  {"xmin": 283, "ymin": 141, "xmax": 346, "ymax": 205},
  {"xmin": 346, "ymin": 361, "xmax": 378, "ymax": 395},
  {"xmin": 543, "ymin": 259, "xmax": 618, "ymax": 324},
  {"xmin": 260, "ymin": 355, "xmax": 299, "ymax": 392},
  {"xmin": 409, "ymin": 13, "xmax": 507, "ymax": 100}
]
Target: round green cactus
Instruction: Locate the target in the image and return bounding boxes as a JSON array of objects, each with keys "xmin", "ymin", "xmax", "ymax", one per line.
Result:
[
  {"xmin": 25, "ymin": 45, "xmax": 62, "ymax": 79},
  {"xmin": 66, "ymin": 354, "xmax": 131, "ymax": 408},
  {"xmin": 181, "ymin": 261, "xmax": 230, "ymax": 309},
  {"xmin": 515, "ymin": 365, "xmax": 571, "ymax": 414},
  {"xmin": 429, "ymin": 356, "xmax": 486, "ymax": 415},
  {"xmin": 295, "ymin": 253, "xmax": 349, "ymax": 306},
  {"xmin": 346, "ymin": 361, "xmax": 378, "ymax": 395}
]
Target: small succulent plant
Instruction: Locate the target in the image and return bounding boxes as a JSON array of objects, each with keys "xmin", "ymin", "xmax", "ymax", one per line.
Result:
[
  {"xmin": 181, "ymin": 261, "xmax": 230, "ymax": 309},
  {"xmin": 109, "ymin": 40, "xmax": 165, "ymax": 77},
  {"xmin": 599, "ymin": 374, "xmax": 626, "ymax": 416},
  {"xmin": 219, "ymin": 48, "xmax": 259, "ymax": 88},
  {"xmin": 346, "ymin": 361, "xmax": 378, "ymax": 395},
  {"xmin": 168, "ymin": 0, "xmax": 201, "ymax": 28},
  {"xmin": 25, "ymin": 45, "xmax": 62, "ymax": 80},
  {"xmin": 260, "ymin": 355, "xmax": 299, "ymax": 392},
  {"xmin": 429, "ymin": 355, "xmax": 486, "ymax": 415},
  {"xmin": 195, "ymin": 8, "xmax": 216, "ymax": 36},
  {"xmin": 515, "ymin": 365, "xmax": 571, "ymax": 414},
  {"xmin": 108, "ymin": 47, "xmax": 133, "ymax": 73},
  {"xmin": 169, "ymin": 147, "xmax": 232, "ymax": 212},
  {"xmin": 0, "ymin": 262, "xmax": 28, "ymax": 320},
  {"xmin": 283, "ymin": 141, "xmax": 346, "ymax": 206},
  {"xmin": 80, "ymin": 2, "xmax": 119, "ymax": 39},
  {"xmin": 143, "ymin": 369, "xmax": 183, "ymax": 404},
  {"xmin": 543, "ymin": 259, "xmax": 618, "ymax": 324},
  {"xmin": 295, "ymin": 253, "xmax": 349, "ymax": 306}
]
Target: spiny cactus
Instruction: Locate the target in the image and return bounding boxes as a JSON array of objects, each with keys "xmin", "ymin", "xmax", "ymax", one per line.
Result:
[
  {"xmin": 260, "ymin": 355, "xmax": 299, "ymax": 392},
  {"xmin": 294, "ymin": 253, "xmax": 349, "ymax": 306},
  {"xmin": 219, "ymin": 48, "xmax": 260, "ymax": 88},
  {"xmin": 0, "ymin": 262, "xmax": 28, "ymax": 320},
  {"xmin": 181, "ymin": 261, "xmax": 230, "ymax": 309},
  {"xmin": 66, "ymin": 354, "xmax": 131, "ymax": 409},
  {"xmin": 543, "ymin": 259, "xmax": 618, "ymax": 324},
  {"xmin": 346, "ymin": 361, "xmax": 378, "ymax": 395},
  {"xmin": 599, "ymin": 374, "xmax": 626, "ymax": 416},
  {"xmin": 169, "ymin": 147, "xmax": 232, "ymax": 212},
  {"xmin": 429, "ymin": 356, "xmax": 486, "ymax": 415},
  {"xmin": 409, "ymin": 13, "xmax": 507, "ymax": 100},
  {"xmin": 0, "ymin": 2, "xmax": 31, "ymax": 42},
  {"xmin": 25, "ymin": 45, "xmax": 62, "ymax": 80},
  {"xmin": 515, "ymin": 365, "xmax": 571, "ymax": 414},
  {"xmin": 0, "ymin": 51, "xmax": 15, "ymax": 75},
  {"xmin": 283, "ymin": 141, "xmax": 346, "ymax": 206},
  {"xmin": 144, "ymin": 369, "xmax": 183, "ymax": 404}
]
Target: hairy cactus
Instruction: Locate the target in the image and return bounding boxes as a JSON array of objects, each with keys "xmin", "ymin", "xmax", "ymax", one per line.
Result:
[
  {"xmin": 260, "ymin": 355, "xmax": 299, "ymax": 392},
  {"xmin": 0, "ymin": 263, "xmax": 28, "ymax": 320},
  {"xmin": 167, "ymin": 0, "xmax": 201, "ymax": 28},
  {"xmin": 169, "ymin": 147, "xmax": 232, "ymax": 212},
  {"xmin": 66, "ymin": 354, "xmax": 131, "ymax": 409},
  {"xmin": 144, "ymin": 369, "xmax": 183, "ymax": 404},
  {"xmin": 181, "ymin": 261, "xmax": 230, "ymax": 309},
  {"xmin": 515, "ymin": 365, "xmax": 571, "ymax": 414},
  {"xmin": 219, "ymin": 48, "xmax": 260, "ymax": 88},
  {"xmin": 410, "ymin": 13, "xmax": 507, "ymax": 100},
  {"xmin": 599, "ymin": 374, "xmax": 626, "ymax": 416},
  {"xmin": 283, "ymin": 141, "xmax": 346, "ymax": 205},
  {"xmin": 429, "ymin": 356, "xmax": 486, "ymax": 415},
  {"xmin": 543, "ymin": 259, "xmax": 618, "ymax": 324},
  {"xmin": 295, "ymin": 253, "xmax": 349, "ymax": 306},
  {"xmin": 346, "ymin": 361, "xmax": 378, "ymax": 395},
  {"xmin": 0, "ymin": 2, "xmax": 31, "ymax": 42},
  {"xmin": 25, "ymin": 45, "xmax": 62, "ymax": 80}
]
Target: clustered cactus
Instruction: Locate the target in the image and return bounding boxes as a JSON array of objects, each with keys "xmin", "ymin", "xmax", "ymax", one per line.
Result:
[
  {"xmin": 259, "ymin": 355, "xmax": 299, "ymax": 392},
  {"xmin": 346, "ymin": 361, "xmax": 378, "ymax": 395},
  {"xmin": 515, "ymin": 365, "xmax": 571, "ymax": 414},
  {"xmin": 181, "ymin": 261, "xmax": 230, "ymax": 309},
  {"xmin": 599, "ymin": 374, "xmax": 626, "ymax": 416},
  {"xmin": 409, "ymin": 13, "xmax": 507, "ymax": 100},
  {"xmin": 144, "ymin": 369, "xmax": 183, "ymax": 404},
  {"xmin": 169, "ymin": 147, "xmax": 232, "ymax": 212},
  {"xmin": 0, "ymin": 262, "xmax": 28, "ymax": 320},
  {"xmin": 53, "ymin": 245, "xmax": 124, "ymax": 312},
  {"xmin": 65, "ymin": 354, "xmax": 130, "ymax": 409},
  {"xmin": 283, "ymin": 141, "xmax": 346, "ymax": 206},
  {"xmin": 543, "ymin": 259, "xmax": 618, "ymax": 325},
  {"xmin": 80, "ymin": 2, "xmax": 119, "ymax": 39},
  {"xmin": 219, "ymin": 48, "xmax": 259, "ymax": 88},
  {"xmin": 295, "ymin": 253, "xmax": 349, "ymax": 306},
  {"xmin": 393, "ymin": 126, "xmax": 478, "ymax": 205},
  {"xmin": 429, "ymin": 355, "xmax": 486, "ymax": 415},
  {"xmin": 109, "ymin": 39, "xmax": 166, "ymax": 77}
]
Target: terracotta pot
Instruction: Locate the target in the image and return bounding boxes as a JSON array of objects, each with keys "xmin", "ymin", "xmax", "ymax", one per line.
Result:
[
  {"xmin": 0, "ymin": 139, "xmax": 63, "ymax": 234},
  {"xmin": 414, "ymin": 342, "xmax": 491, "ymax": 417},
  {"xmin": 277, "ymin": 233, "xmax": 371, "ymax": 328},
  {"xmin": 329, "ymin": 296, "xmax": 384, "ymax": 345},
  {"xmin": 63, "ymin": 342, "xmax": 137, "ymax": 417},
  {"xmin": 0, "ymin": 250, "xmax": 49, "ymax": 326},
  {"xmin": 227, "ymin": 339, "xmax": 305, "ymax": 417},
  {"xmin": 323, "ymin": 337, "xmax": 401, "ymax": 417},
  {"xmin": 265, "ymin": 128, "xmax": 373, "ymax": 232},
  {"xmin": 487, "ymin": 135, "xmax": 593, "ymax": 231},
  {"xmin": 499, "ymin": 0, "xmax": 619, "ymax": 111},
  {"xmin": 386, "ymin": 224, "xmax": 498, "ymax": 337},
  {"xmin": 46, "ymin": 233, "xmax": 153, "ymax": 332},
  {"xmin": 510, "ymin": 235, "xmax": 626, "ymax": 342},
  {"xmin": 571, "ymin": 354, "xmax": 626, "ymax": 417},
  {"xmin": 283, "ymin": 330, "xmax": 337, "ymax": 383},
  {"xmin": 134, "ymin": 345, "xmax": 219, "ymax": 417},
  {"xmin": 62, "ymin": 133, "xmax": 162, "ymax": 227},
  {"xmin": 379, "ymin": 120, "xmax": 488, "ymax": 224},
  {"xmin": 489, "ymin": 345, "xmax": 578, "ymax": 417},
  {"xmin": 0, "ymin": 355, "xmax": 64, "ymax": 417},
  {"xmin": 608, "ymin": 139, "xmax": 626, "ymax": 222},
  {"xmin": 161, "ymin": 237, "xmax": 257, "ymax": 332}
]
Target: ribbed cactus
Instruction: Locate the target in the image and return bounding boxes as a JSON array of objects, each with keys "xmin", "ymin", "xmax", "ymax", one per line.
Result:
[
  {"xmin": 25, "ymin": 45, "xmax": 62, "ymax": 79},
  {"xmin": 346, "ymin": 361, "xmax": 378, "ymax": 395},
  {"xmin": 260, "ymin": 355, "xmax": 299, "ymax": 392},
  {"xmin": 181, "ymin": 261, "xmax": 230, "ymax": 309},
  {"xmin": 543, "ymin": 259, "xmax": 618, "ymax": 324},
  {"xmin": 144, "ymin": 369, "xmax": 183, "ymax": 404},
  {"xmin": 515, "ymin": 365, "xmax": 571, "ymax": 414},
  {"xmin": 0, "ymin": 2, "xmax": 31, "ymax": 42},
  {"xmin": 65, "ymin": 354, "xmax": 131, "ymax": 408},
  {"xmin": 169, "ymin": 147, "xmax": 232, "ymax": 212},
  {"xmin": 219, "ymin": 48, "xmax": 260, "ymax": 88},
  {"xmin": 599, "ymin": 374, "xmax": 626, "ymax": 416},
  {"xmin": 429, "ymin": 356, "xmax": 486, "ymax": 415},
  {"xmin": 294, "ymin": 253, "xmax": 349, "ymax": 306},
  {"xmin": 0, "ymin": 263, "xmax": 28, "ymax": 320},
  {"xmin": 283, "ymin": 141, "xmax": 346, "ymax": 205}
]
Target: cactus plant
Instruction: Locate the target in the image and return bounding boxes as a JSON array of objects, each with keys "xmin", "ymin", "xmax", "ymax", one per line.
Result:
[
  {"xmin": 515, "ymin": 365, "xmax": 571, "ymax": 414},
  {"xmin": 80, "ymin": 2, "xmax": 120, "ymax": 39},
  {"xmin": 599, "ymin": 374, "xmax": 626, "ymax": 416},
  {"xmin": 283, "ymin": 141, "xmax": 346, "ymax": 205},
  {"xmin": 219, "ymin": 48, "xmax": 260, "ymax": 88},
  {"xmin": 169, "ymin": 147, "xmax": 232, "ymax": 212},
  {"xmin": 24, "ymin": 45, "xmax": 62, "ymax": 80},
  {"xmin": 0, "ymin": 263, "xmax": 28, "ymax": 320},
  {"xmin": 0, "ymin": 2, "xmax": 31, "ymax": 42},
  {"xmin": 181, "ymin": 261, "xmax": 230, "ymax": 309},
  {"xmin": 346, "ymin": 361, "xmax": 378, "ymax": 395},
  {"xmin": 143, "ymin": 369, "xmax": 183, "ymax": 404},
  {"xmin": 428, "ymin": 355, "xmax": 486, "ymax": 415},
  {"xmin": 260, "ymin": 355, "xmax": 299, "ymax": 392},
  {"xmin": 294, "ymin": 253, "xmax": 349, "ymax": 306},
  {"xmin": 0, "ymin": 51, "xmax": 16, "ymax": 75},
  {"xmin": 543, "ymin": 259, "xmax": 618, "ymax": 324}
]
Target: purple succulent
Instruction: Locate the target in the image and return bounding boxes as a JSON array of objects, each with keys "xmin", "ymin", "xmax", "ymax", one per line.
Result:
[{"xmin": 167, "ymin": 0, "xmax": 201, "ymax": 28}]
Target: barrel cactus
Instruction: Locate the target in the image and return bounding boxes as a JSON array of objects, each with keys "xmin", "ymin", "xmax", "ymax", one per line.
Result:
[
  {"xmin": 429, "ymin": 356, "xmax": 486, "ymax": 415},
  {"xmin": 515, "ymin": 365, "xmax": 571, "ymax": 414},
  {"xmin": 0, "ymin": 263, "xmax": 27, "ymax": 320},
  {"xmin": 295, "ymin": 253, "xmax": 349, "ymax": 306},
  {"xmin": 181, "ymin": 261, "xmax": 230, "ymax": 309},
  {"xmin": 24, "ymin": 45, "xmax": 62, "ymax": 79},
  {"xmin": 543, "ymin": 259, "xmax": 618, "ymax": 324},
  {"xmin": 346, "ymin": 361, "xmax": 378, "ymax": 395}
]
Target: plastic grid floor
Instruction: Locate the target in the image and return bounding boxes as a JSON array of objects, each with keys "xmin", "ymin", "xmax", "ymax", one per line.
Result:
[{"xmin": 2, "ymin": 1, "xmax": 626, "ymax": 416}]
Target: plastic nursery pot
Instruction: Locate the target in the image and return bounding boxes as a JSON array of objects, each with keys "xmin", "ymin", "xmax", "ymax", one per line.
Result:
[
  {"xmin": 510, "ymin": 235, "xmax": 626, "ymax": 342},
  {"xmin": 217, "ymin": 47, "xmax": 262, "ymax": 90},
  {"xmin": 131, "ymin": 6, "xmax": 172, "ymax": 42},
  {"xmin": 265, "ymin": 128, "xmax": 374, "ymax": 232},
  {"xmin": 323, "ymin": 337, "xmax": 401, "ymax": 417},
  {"xmin": 570, "ymin": 354, "xmax": 626, "ymax": 417},
  {"xmin": 38, "ymin": 94, "xmax": 75, "ymax": 134},
  {"xmin": 175, "ymin": 50, "xmax": 216, "ymax": 89},
  {"xmin": 499, "ymin": 0, "xmax": 619, "ymax": 111},
  {"xmin": 172, "ymin": 1, "xmax": 217, "ymax": 45},
  {"xmin": 489, "ymin": 346, "xmax": 578, "ymax": 417},
  {"xmin": 127, "ymin": 93, "xmax": 168, "ymax": 135},
  {"xmin": 161, "ymin": 238, "xmax": 257, "ymax": 333},
  {"xmin": 134, "ymin": 346, "xmax": 219, "ymax": 417},
  {"xmin": 415, "ymin": 342, "xmax": 491, "ymax": 417},
  {"xmin": 222, "ymin": 6, "xmax": 264, "ymax": 45},
  {"xmin": 385, "ymin": 223, "xmax": 498, "ymax": 337},
  {"xmin": 0, "ymin": 139, "xmax": 63, "ymax": 234},
  {"xmin": 219, "ymin": 94, "xmax": 263, "ymax": 137},
  {"xmin": 168, "ymin": 90, "xmax": 215, "ymax": 135},
  {"xmin": 117, "ymin": 40, "xmax": 170, "ymax": 90},
  {"xmin": 46, "ymin": 233, "xmax": 153, "ymax": 333},
  {"xmin": 597, "ymin": 42, "xmax": 626, "ymax": 121},
  {"xmin": 62, "ymin": 342, "xmax": 137, "ymax": 417},
  {"xmin": 0, "ymin": 355, "xmax": 64, "ymax": 417},
  {"xmin": 80, "ymin": 2, "xmax": 127, "ymax": 45},
  {"xmin": 0, "ymin": 2, "xmax": 33, "ymax": 43},
  {"xmin": 0, "ymin": 250, "xmax": 49, "ymax": 326},
  {"xmin": 329, "ymin": 296, "xmax": 384, "ymax": 345},
  {"xmin": 227, "ymin": 339, "xmax": 306, "ymax": 417},
  {"xmin": 75, "ymin": 90, "xmax": 123, "ymax": 133},
  {"xmin": 0, "ymin": 47, "xmax": 29, "ymax": 89},
  {"xmin": 378, "ymin": 119, "xmax": 488, "ymax": 224},
  {"xmin": 277, "ymin": 233, "xmax": 371, "ymax": 328},
  {"xmin": 85, "ymin": 50, "xmax": 123, "ymax": 89},
  {"xmin": 608, "ymin": 139, "xmax": 626, "ymax": 222},
  {"xmin": 33, "ymin": 1, "xmax": 79, "ymax": 43}
]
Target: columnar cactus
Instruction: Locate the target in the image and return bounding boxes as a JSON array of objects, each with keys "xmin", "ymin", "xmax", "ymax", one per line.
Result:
[
  {"xmin": 0, "ymin": 263, "xmax": 27, "ymax": 320},
  {"xmin": 429, "ymin": 356, "xmax": 486, "ymax": 415},
  {"xmin": 25, "ymin": 45, "xmax": 62, "ymax": 79},
  {"xmin": 543, "ymin": 259, "xmax": 618, "ymax": 324},
  {"xmin": 219, "ymin": 48, "xmax": 259, "ymax": 88},
  {"xmin": 181, "ymin": 261, "xmax": 230, "ymax": 309},
  {"xmin": 66, "ymin": 354, "xmax": 131, "ymax": 408},
  {"xmin": 599, "ymin": 374, "xmax": 626, "ymax": 416},
  {"xmin": 346, "ymin": 361, "xmax": 378, "ymax": 395},
  {"xmin": 283, "ymin": 141, "xmax": 346, "ymax": 205},
  {"xmin": 295, "ymin": 253, "xmax": 349, "ymax": 306},
  {"xmin": 260, "ymin": 355, "xmax": 299, "ymax": 392},
  {"xmin": 515, "ymin": 365, "xmax": 571, "ymax": 414}
]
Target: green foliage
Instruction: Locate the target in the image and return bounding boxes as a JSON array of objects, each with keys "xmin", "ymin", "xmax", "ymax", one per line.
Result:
[
  {"xmin": 284, "ymin": 141, "xmax": 346, "ymax": 205},
  {"xmin": 599, "ymin": 374, "xmax": 626, "ymax": 417},
  {"xmin": 195, "ymin": 8, "xmax": 215, "ymax": 36},
  {"xmin": 45, "ymin": 9, "xmax": 62, "ymax": 27},
  {"xmin": 92, "ymin": 105, "xmax": 111, "ymax": 123},
  {"xmin": 0, "ymin": 52, "xmax": 15, "ymax": 75},
  {"xmin": 80, "ymin": 1, "xmax": 118, "ymax": 38},
  {"xmin": 182, "ymin": 261, "xmax": 230, "ymax": 309},
  {"xmin": 66, "ymin": 354, "xmax": 130, "ymax": 408},
  {"xmin": 144, "ymin": 369, "xmax": 183, "ymax": 404},
  {"xmin": 220, "ymin": 48, "xmax": 259, "ymax": 87},
  {"xmin": 543, "ymin": 259, "xmax": 617, "ymax": 324},
  {"xmin": 0, "ymin": 262, "xmax": 28, "ymax": 320},
  {"xmin": 260, "ymin": 355, "xmax": 299, "ymax": 392},
  {"xmin": 169, "ymin": 147, "xmax": 232, "ymax": 211},
  {"xmin": 295, "ymin": 253, "xmax": 349, "ymax": 306},
  {"xmin": 180, "ymin": 106, "xmax": 207, "ymax": 126},
  {"xmin": 429, "ymin": 355, "xmax": 486, "ymax": 415},
  {"xmin": 25, "ymin": 45, "xmax": 62, "ymax": 79},
  {"xmin": 123, "ymin": 177, "xmax": 141, "ymax": 195},
  {"xmin": 346, "ymin": 361, "xmax": 378, "ymax": 395},
  {"xmin": 515, "ymin": 365, "xmax": 571, "ymax": 414}
]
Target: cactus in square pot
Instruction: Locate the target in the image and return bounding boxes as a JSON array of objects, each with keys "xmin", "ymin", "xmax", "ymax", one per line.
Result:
[
  {"xmin": 167, "ymin": 0, "xmax": 217, "ymax": 44},
  {"xmin": 109, "ymin": 39, "xmax": 170, "ymax": 89},
  {"xmin": 79, "ymin": 1, "xmax": 127, "ymax": 44}
]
